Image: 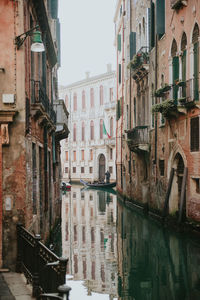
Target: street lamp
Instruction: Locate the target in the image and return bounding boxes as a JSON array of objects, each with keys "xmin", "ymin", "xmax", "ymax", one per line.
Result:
[{"xmin": 15, "ymin": 25, "xmax": 45, "ymax": 52}]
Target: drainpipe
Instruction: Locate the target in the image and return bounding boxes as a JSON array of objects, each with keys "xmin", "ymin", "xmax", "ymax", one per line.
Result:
[
  {"xmin": 129, "ymin": 0, "xmax": 132, "ymax": 183},
  {"xmin": 154, "ymin": 34, "xmax": 158, "ymax": 170},
  {"xmin": 120, "ymin": 0, "xmax": 125, "ymax": 189},
  {"xmin": 68, "ymin": 90, "xmax": 71, "ymax": 182}
]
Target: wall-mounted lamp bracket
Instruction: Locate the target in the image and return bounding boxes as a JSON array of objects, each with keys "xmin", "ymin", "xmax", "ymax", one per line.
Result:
[{"xmin": 15, "ymin": 25, "xmax": 45, "ymax": 52}]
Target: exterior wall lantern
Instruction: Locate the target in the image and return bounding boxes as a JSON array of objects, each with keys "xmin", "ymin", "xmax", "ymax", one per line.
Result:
[{"xmin": 15, "ymin": 25, "xmax": 45, "ymax": 52}]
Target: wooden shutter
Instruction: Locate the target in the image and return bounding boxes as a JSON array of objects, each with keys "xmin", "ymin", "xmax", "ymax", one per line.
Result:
[
  {"xmin": 173, "ymin": 56, "xmax": 179, "ymax": 104},
  {"xmin": 118, "ymin": 34, "xmax": 121, "ymax": 52},
  {"xmin": 156, "ymin": 0, "xmax": 165, "ymax": 38},
  {"xmin": 194, "ymin": 42, "xmax": 199, "ymax": 101},
  {"xmin": 190, "ymin": 117, "xmax": 199, "ymax": 151},
  {"xmin": 119, "ymin": 64, "xmax": 121, "ymax": 84},
  {"xmin": 130, "ymin": 32, "xmax": 136, "ymax": 60},
  {"xmin": 150, "ymin": 2, "xmax": 155, "ymax": 49}
]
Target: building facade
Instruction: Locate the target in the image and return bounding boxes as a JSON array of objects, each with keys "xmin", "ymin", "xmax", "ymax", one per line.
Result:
[
  {"xmin": 115, "ymin": 0, "xmax": 200, "ymax": 223},
  {"xmin": 0, "ymin": 0, "xmax": 69, "ymax": 269},
  {"xmin": 59, "ymin": 67, "xmax": 116, "ymax": 183}
]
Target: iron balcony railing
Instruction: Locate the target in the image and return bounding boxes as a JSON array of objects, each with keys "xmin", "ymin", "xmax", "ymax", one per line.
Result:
[
  {"xmin": 16, "ymin": 224, "xmax": 68, "ymax": 298},
  {"xmin": 126, "ymin": 126, "xmax": 149, "ymax": 146},
  {"xmin": 170, "ymin": 78, "xmax": 199, "ymax": 104},
  {"xmin": 31, "ymin": 80, "xmax": 56, "ymax": 124}
]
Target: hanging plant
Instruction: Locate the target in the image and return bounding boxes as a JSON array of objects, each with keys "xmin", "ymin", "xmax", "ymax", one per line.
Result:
[
  {"xmin": 152, "ymin": 99, "xmax": 178, "ymax": 118},
  {"xmin": 154, "ymin": 84, "xmax": 171, "ymax": 97}
]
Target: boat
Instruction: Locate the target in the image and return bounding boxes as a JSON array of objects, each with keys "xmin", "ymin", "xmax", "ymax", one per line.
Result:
[{"xmin": 80, "ymin": 179, "xmax": 116, "ymax": 188}]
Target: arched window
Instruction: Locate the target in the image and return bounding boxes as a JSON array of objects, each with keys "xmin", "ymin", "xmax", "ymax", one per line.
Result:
[
  {"xmin": 192, "ymin": 23, "xmax": 199, "ymax": 101},
  {"xmin": 73, "ymin": 93, "xmax": 77, "ymax": 111},
  {"xmin": 73, "ymin": 123, "xmax": 76, "ymax": 142},
  {"xmin": 142, "ymin": 17, "xmax": 145, "ymax": 35},
  {"xmin": 171, "ymin": 39, "xmax": 179, "ymax": 103},
  {"xmin": 100, "ymin": 85, "xmax": 103, "ymax": 105},
  {"xmin": 82, "ymin": 122, "xmax": 85, "ymax": 141},
  {"xmin": 90, "ymin": 88, "xmax": 94, "ymax": 108},
  {"xmin": 90, "ymin": 120, "xmax": 94, "ymax": 140},
  {"xmin": 110, "ymin": 117, "xmax": 113, "ymax": 137},
  {"xmin": 65, "ymin": 95, "xmax": 68, "ymax": 109},
  {"xmin": 82, "ymin": 90, "xmax": 86, "ymax": 110},
  {"xmin": 100, "ymin": 119, "xmax": 103, "ymax": 139}
]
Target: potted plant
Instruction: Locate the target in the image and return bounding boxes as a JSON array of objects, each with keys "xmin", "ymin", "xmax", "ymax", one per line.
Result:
[{"xmin": 152, "ymin": 99, "xmax": 178, "ymax": 118}]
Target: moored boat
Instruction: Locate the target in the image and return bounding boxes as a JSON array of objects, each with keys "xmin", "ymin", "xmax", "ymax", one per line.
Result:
[{"xmin": 80, "ymin": 179, "xmax": 116, "ymax": 188}]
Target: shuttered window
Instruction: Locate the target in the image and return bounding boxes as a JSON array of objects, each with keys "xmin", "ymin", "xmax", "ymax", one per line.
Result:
[
  {"xmin": 194, "ymin": 42, "xmax": 199, "ymax": 101},
  {"xmin": 118, "ymin": 34, "xmax": 121, "ymax": 52},
  {"xmin": 156, "ymin": 0, "xmax": 165, "ymax": 38},
  {"xmin": 119, "ymin": 64, "xmax": 121, "ymax": 84},
  {"xmin": 172, "ymin": 56, "xmax": 179, "ymax": 104},
  {"xmin": 190, "ymin": 117, "xmax": 199, "ymax": 152},
  {"xmin": 130, "ymin": 32, "xmax": 136, "ymax": 60}
]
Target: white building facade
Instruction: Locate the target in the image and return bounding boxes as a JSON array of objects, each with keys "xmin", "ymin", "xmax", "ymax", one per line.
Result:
[{"xmin": 59, "ymin": 66, "xmax": 116, "ymax": 183}]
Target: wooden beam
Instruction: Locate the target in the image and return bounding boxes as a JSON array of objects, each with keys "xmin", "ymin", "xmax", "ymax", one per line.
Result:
[
  {"xmin": 163, "ymin": 168, "xmax": 174, "ymax": 217},
  {"xmin": 178, "ymin": 167, "xmax": 188, "ymax": 223}
]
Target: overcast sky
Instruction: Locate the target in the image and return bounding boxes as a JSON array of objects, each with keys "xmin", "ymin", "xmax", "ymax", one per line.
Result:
[{"xmin": 58, "ymin": 0, "xmax": 116, "ymax": 86}]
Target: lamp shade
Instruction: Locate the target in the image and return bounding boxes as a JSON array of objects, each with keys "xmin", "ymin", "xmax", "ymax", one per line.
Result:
[{"xmin": 31, "ymin": 31, "xmax": 45, "ymax": 52}]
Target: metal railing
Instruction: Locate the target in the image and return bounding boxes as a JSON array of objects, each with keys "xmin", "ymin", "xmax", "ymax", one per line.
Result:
[
  {"xmin": 31, "ymin": 80, "xmax": 56, "ymax": 124},
  {"xmin": 170, "ymin": 78, "xmax": 199, "ymax": 103},
  {"xmin": 16, "ymin": 224, "xmax": 68, "ymax": 298},
  {"xmin": 126, "ymin": 126, "xmax": 149, "ymax": 145}
]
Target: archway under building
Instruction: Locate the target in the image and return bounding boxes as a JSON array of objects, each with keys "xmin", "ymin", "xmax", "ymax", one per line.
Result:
[
  {"xmin": 99, "ymin": 154, "xmax": 105, "ymax": 182},
  {"xmin": 169, "ymin": 152, "xmax": 186, "ymax": 219}
]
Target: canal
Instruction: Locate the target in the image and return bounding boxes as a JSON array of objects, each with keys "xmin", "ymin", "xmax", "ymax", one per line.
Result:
[{"xmin": 61, "ymin": 185, "xmax": 200, "ymax": 300}]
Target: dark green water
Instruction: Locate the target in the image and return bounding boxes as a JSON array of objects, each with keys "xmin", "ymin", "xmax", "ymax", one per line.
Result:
[{"xmin": 62, "ymin": 186, "xmax": 200, "ymax": 300}]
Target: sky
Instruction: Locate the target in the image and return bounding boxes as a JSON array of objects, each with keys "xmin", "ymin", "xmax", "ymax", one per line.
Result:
[{"xmin": 58, "ymin": 0, "xmax": 116, "ymax": 86}]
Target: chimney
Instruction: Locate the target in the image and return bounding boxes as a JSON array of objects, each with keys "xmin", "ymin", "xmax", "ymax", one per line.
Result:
[
  {"xmin": 107, "ymin": 64, "xmax": 112, "ymax": 73},
  {"xmin": 85, "ymin": 71, "xmax": 90, "ymax": 79}
]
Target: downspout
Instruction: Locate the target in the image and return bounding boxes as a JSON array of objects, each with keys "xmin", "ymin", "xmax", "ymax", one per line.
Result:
[
  {"xmin": 121, "ymin": 0, "xmax": 125, "ymax": 189},
  {"xmin": 129, "ymin": 0, "xmax": 132, "ymax": 183},
  {"xmin": 69, "ymin": 90, "xmax": 71, "ymax": 182},
  {"xmin": 154, "ymin": 34, "xmax": 158, "ymax": 169}
]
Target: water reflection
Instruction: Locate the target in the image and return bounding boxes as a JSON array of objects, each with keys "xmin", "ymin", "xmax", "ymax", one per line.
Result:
[
  {"xmin": 62, "ymin": 185, "xmax": 118, "ymax": 299},
  {"xmin": 117, "ymin": 200, "xmax": 200, "ymax": 300},
  {"xmin": 62, "ymin": 186, "xmax": 200, "ymax": 300}
]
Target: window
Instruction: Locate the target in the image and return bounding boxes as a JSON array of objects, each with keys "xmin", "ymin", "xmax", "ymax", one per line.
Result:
[
  {"xmin": 73, "ymin": 167, "xmax": 76, "ymax": 173},
  {"xmin": 81, "ymin": 167, "xmax": 84, "ymax": 173},
  {"xmin": 82, "ymin": 226, "xmax": 86, "ymax": 243},
  {"xmin": 110, "ymin": 88, "xmax": 113, "ymax": 101},
  {"xmin": 192, "ymin": 23, "xmax": 199, "ymax": 101},
  {"xmin": 90, "ymin": 88, "xmax": 94, "ymax": 108},
  {"xmin": 73, "ymin": 192, "xmax": 76, "ymax": 198},
  {"xmin": 193, "ymin": 178, "xmax": 200, "ymax": 194},
  {"xmin": 89, "ymin": 194, "xmax": 93, "ymax": 201},
  {"xmin": 82, "ymin": 90, "xmax": 86, "ymax": 110},
  {"xmin": 171, "ymin": 39, "xmax": 179, "ymax": 104},
  {"xmin": 65, "ymin": 151, "xmax": 68, "ymax": 161},
  {"xmin": 110, "ymin": 148, "xmax": 113, "ymax": 160},
  {"xmin": 74, "ymin": 225, "xmax": 77, "ymax": 241},
  {"xmin": 91, "ymin": 227, "xmax": 95, "ymax": 243},
  {"xmin": 82, "ymin": 122, "xmax": 85, "ymax": 141},
  {"xmin": 73, "ymin": 151, "xmax": 76, "ymax": 161},
  {"xmin": 65, "ymin": 167, "xmax": 68, "ymax": 173},
  {"xmin": 90, "ymin": 149, "xmax": 93, "ymax": 160},
  {"xmin": 81, "ymin": 150, "xmax": 84, "ymax": 161},
  {"xmin": 73, "ymin": 123, "xmax": 76, "ymax": 142},
  {"xmin": 73, "ymin": 93, "xmax": 77, "ymax": 111},
  {"xmin": 65, "ymin": 95, "xmax": 68, "ymax": 109},
  {"xmin": 90, "ymin": 120, "xmax": 94, "ymax": 140},
  {"xmin": 159, "ymin": 160, "xmax": 165, "ymax": 176},
  {"xmin": 110, "ymin": 117, "xmax": 113, "ymax": 137},
  {"xmin": 109, "ymin": 166, "xmax": 113, "ymax": 174},
  {"xmin": 117, "ymin": 34, "xmax": 121, "ymax": 51},
  {"xmin": 81, "ymin": 193, "xmax": 85, "ymax": 200},
  {"xmin": 156, "ymin": 0, "xmax": 165, "ymax": 39},
  {"xmin": 119, "ymin": 64, "xmax": 121, "ymax": 84},
  {"xmin": 191, "ymin": 117, "xmax": 199, "ymax": 151},
  {"xmin": 100, "ymin": 119, "xmax": 103, "ymax": 139},
  {"xmin": 100, "ymin": 85, "xmax": 103, "ymax": 105},
  {"xmin": 89, "ymin": 167, "xmax": 93, "ymax": 173}
]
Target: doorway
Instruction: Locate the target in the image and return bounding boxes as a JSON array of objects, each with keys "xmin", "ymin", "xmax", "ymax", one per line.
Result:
[{"xmin": 99, "ymin": 154, "xmax": 105, "ymax": 182}]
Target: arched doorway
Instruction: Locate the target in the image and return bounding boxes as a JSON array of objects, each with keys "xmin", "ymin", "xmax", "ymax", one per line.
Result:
[
  {"xmin": 169, "ymin": 153, "xmax": 186, "ymax": 218},
  {"xmin": 99, "ymin": 154, "xmax": 105, "ymax": 182}
]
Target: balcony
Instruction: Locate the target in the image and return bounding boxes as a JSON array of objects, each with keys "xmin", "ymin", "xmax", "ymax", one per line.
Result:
[
  {"xmin": 105, "ymin": 137, "xmax": 115, "ymax": 146},
  {"xmin": 170, "ymin": 0, "xmax": 187, "ymax": 9},
  {"xmin": 31, "ymin": 80, "xmax": 56, "ymax": 129},
  {"xmin": 170, "ymin": 78, "xmax": 198, "ymax": 111},
  {"xmin": 126, "ymin": 126, "xmax": 150, "ymax": 153},
  {"xmin": 53, "ymin": 99, "xmax": 69, "ymax": 141},
  {"xmin": 104, "ymin": 101, "xmax": 116, "ymax": 111},
  {"xmin": 128, "ymin": 47, "xmax": 149, "ymax": 82}
]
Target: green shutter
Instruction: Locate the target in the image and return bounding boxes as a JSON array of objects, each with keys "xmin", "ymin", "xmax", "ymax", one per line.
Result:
[
  {"xmin": 130, "ymin": 32, "xmax": 136, "ymax": 60},
  {"xmin": 118, "ymin": 34, "xmax": 121, "ymax": 52},
  {"xmin": 119, "ymin": 64, "xmax": 121, "ymax": 84},
  {"xmin": 150, "ymin": 2, "xmax": 155, "ymax": 49},
  {"xmin": 173, "ymin": 56, "xmax": 179, "ymax": 104},
  {"xmin": 181, "ymin": 50, "xmax": 186, "ymax": 97},
  {"xmin": 194, "ymin": 42, "xmax": 199, "ymax": 101},
  {"xmin": 156, "ymin": 0, "xmax": 165, "ymax": 38}
]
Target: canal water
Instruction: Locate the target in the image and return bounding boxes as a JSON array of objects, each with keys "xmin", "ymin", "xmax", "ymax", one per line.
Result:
[{"xmin": 62, "ymin": 185, "xmax": 200, "ymax": 300}]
